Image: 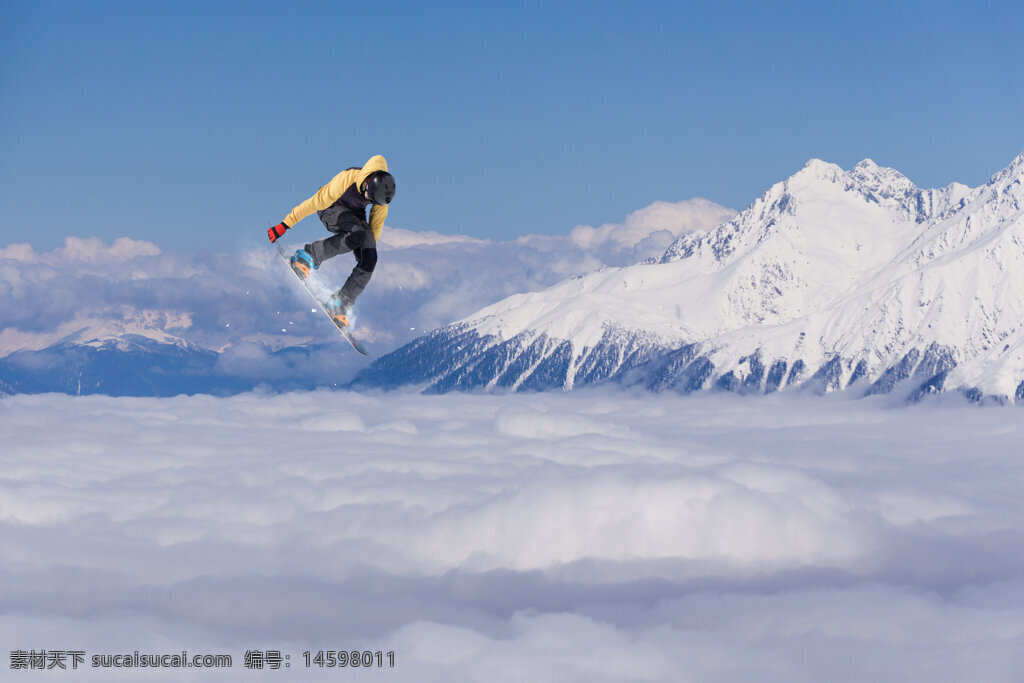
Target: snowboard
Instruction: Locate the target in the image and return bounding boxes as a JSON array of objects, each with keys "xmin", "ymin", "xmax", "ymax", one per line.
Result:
[{"xmin": 275, "ymin": 243, "xmax": 369, "ymax": 356}]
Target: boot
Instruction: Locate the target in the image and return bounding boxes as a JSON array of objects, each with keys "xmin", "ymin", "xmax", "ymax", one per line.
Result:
[
  {"xmin": 289, "ymin": 248, "xmax": 317, "ymax": 280},
  {"xmin": 324, "ymin": 291, "xmax": 354, "ymax": 328}
]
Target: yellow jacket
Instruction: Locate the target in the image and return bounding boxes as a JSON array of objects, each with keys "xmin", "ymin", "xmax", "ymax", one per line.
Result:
[{"xmin": 282, "ymin": 155, "xmax": 390, "ymax": 241}]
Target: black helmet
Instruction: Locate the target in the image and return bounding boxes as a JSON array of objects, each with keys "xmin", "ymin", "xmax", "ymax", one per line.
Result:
[{"xmin": 363, "ymin": 171, "xmax": 396, "ymax": 205}]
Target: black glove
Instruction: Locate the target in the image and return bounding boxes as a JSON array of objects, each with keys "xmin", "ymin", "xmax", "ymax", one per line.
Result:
[{"xmin": 268, "ymin": 222, "xmax": 289, "ymax": 243}]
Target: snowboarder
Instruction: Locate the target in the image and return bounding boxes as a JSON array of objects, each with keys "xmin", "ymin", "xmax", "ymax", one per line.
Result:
[{"xmin": 267, "ymin": 155, "xmax": 396, "ymax": 327}]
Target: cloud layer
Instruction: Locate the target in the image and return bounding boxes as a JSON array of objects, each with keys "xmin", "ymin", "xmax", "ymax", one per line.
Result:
[
  {"xmin": 0, "ymin": 199, "xmax": 734, "ymax": 387},
  {"xmin": 1, "ymin": 390, "xmax": 1022, "ymax": 680}
]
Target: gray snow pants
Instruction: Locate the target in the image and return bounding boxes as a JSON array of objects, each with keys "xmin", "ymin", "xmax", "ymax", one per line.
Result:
[{"xmin": 305, "ymin": 209, "xmax": 377, "ymax": 306}]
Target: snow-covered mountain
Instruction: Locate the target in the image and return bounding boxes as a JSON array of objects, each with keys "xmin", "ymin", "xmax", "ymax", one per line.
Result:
[{"xmin": 354, "ymin": 150, "xmax": 1024, "ymax": 403}]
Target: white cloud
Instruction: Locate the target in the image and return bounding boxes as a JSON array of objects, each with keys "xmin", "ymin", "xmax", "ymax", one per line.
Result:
[
  {"xmin": 0, "ymin": 199, "xmax": 736, "ymax": 373},
  {"xmin": 569, "ymin": 198, "xmax": 737, "ymax": 262},
  {"xmin": 374, "ymin": 261, "xmax": 436, "ymax": 291},
  {"xmin": 1, "ymin": 391, "xmax": 1022, "ymax": 680},
  {"xmin": 0, "ymin": 242, "xmax": 37, "ymax": 262},
  {"xmin": 51, "ymin": 236, "xmax": 163, "ymax": 262},
  {"xmin": 379, "ymin": 227, "xmax": 490, "ymax": 249}
]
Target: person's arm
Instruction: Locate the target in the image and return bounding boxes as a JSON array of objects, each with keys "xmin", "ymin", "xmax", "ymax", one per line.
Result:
[
  {"xmin": 357, "ymin": 155, "xmax": 391, "ymax": 241},
  {"xmin": 368, "ymin": 204, "xmax": 388, "ymax": 241},
  {"xmin": 282, "ymin": 167, "xmax": 360, "ymax": 228}
]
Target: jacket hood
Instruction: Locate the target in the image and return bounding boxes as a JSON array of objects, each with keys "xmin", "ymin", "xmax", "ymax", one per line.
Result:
[{"xmin": 357, "ymin": 155, "xmax": 389, "ymax": 189}]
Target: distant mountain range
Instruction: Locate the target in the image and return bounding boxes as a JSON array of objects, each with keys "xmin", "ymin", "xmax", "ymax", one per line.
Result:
[
  {"xmin": 5, "ymin": 152, "xmax": 1022, "ymax": 403},
  {"xmin": 0, "ymin": 335, "xmax": 348, "ymax": 397},
  {"xmin": 353, "ymin": 150, "xmax": 1024, "ymax": 404}
]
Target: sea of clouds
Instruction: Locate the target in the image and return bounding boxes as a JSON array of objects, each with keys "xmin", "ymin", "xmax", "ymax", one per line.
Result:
[
  {"xmin": 0, "ymin": 199, "xmax": 735, "ymax": 385},
  {"xmin": 2, "ymin": 389, "xmax": 1022, "ymax": 680}
]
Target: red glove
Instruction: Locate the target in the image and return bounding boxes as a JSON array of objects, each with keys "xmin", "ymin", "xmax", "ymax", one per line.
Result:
[{"xmin": 268, "ymin": 222, "xmax": 289, "ymax": 243}]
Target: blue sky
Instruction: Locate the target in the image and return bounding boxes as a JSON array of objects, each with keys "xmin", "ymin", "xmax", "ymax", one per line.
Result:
[{"xmin": 2, "ymin": 0, "xmax": 1022, "ymax": 252}]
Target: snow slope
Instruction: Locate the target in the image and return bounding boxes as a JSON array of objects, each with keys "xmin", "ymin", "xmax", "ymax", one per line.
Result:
[{"xmin": 356, "ymin": 150, "xmax": 1024, "ymax": 402}]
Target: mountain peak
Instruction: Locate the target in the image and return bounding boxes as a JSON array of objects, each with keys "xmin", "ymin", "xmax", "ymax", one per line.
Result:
[
  {"xmin": 987, "ymin": 147, "xmax": 1024, "ymax": 186},
  {"xmin": 1009, "ymin": 147, "xmax": 1024, "ymax": 168},
  {"xmin": 791, "ymin": 158, "xmax": 914, "ymax": 192},
  {"xmin": 797, "ymin": 158, "xmax": 844, "ymax": 179},
  {"xmin": 858, "ymin": 164, "xmax": 916, "ymax": 195}
]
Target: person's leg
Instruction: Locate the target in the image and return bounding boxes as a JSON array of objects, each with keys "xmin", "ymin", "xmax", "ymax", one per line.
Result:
[
  {"xmin": 304, "ymin": 231, "xmax": 351, "ymax": 267},
  {"xmin": 306, "ymin": 206, "xmax": 367, "ymax": 267},
  {"xmin": 332, "ymin": 227, "xmax": 377, "ymax": 309}
]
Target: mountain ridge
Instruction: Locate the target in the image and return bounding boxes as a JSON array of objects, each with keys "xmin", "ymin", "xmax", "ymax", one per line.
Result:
[{"xmin": 353, "ymin": 150, "xmax": 1024, "ymax": 403}]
